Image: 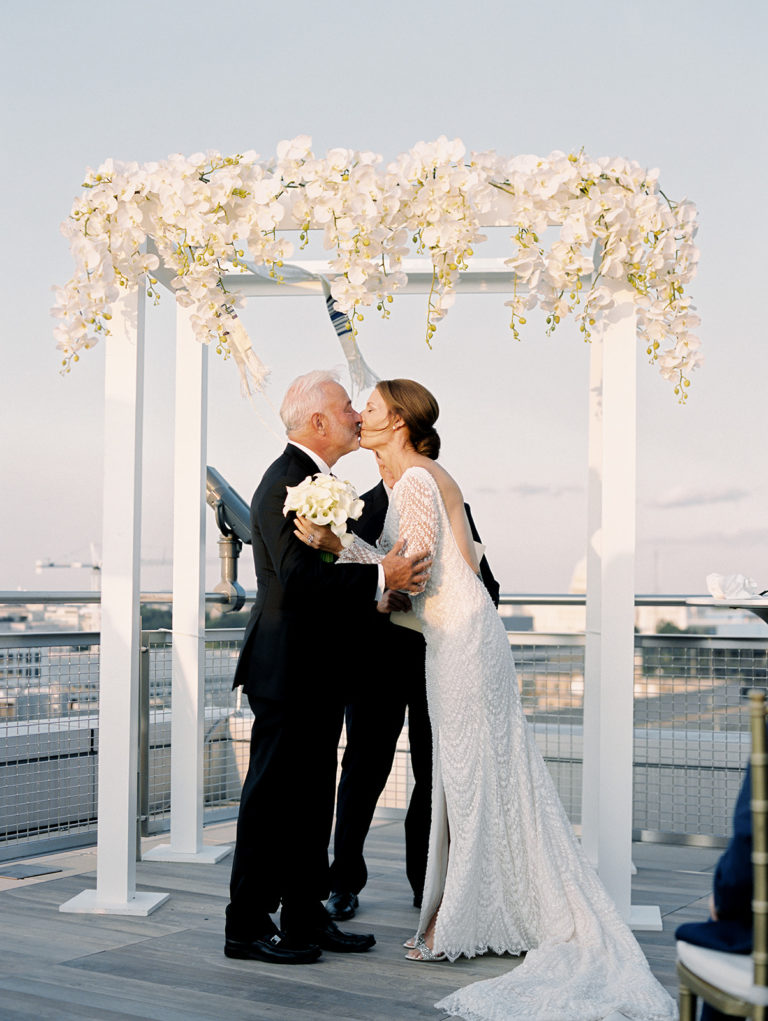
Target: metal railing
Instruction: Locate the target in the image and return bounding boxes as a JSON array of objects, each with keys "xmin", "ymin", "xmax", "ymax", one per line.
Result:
[{"xmin": 1, "ymin": 592, "xmax": 766, "ymax": 861}]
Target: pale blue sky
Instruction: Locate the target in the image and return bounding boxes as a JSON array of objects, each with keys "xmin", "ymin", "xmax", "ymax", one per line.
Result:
[{"xmin": 1, "ymin": 0, "xmax": 766, "ymax": 595}]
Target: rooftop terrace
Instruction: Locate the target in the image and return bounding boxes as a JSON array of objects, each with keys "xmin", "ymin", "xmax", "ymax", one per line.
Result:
[
  {"xmin": 0, "ymin": 816, "xmax": 719, "ymax": 1021},
  {"xmin": 2, "ymin": 594, "xmax": 764, "ymax": 1018}
]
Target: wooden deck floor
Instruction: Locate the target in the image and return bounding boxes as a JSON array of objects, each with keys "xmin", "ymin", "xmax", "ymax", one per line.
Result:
[{"xmin": 0, "ymin": 819, "xmax": 720, "ymax": 1021}]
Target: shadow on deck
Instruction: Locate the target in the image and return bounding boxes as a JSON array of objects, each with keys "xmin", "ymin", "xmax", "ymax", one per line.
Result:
[{"xmin": 0, "ymin": 819, "xmax": 719, "ymax": 1020}]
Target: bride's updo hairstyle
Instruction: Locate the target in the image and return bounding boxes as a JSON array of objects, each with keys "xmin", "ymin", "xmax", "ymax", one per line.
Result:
[{"xmin": 377, "ymin": 379, "xmax": 441, "ymax": 460}]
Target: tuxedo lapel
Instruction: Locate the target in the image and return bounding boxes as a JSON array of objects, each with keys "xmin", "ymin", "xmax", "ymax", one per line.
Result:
[{"xmin": 234, "ymin": 443, "xmax": 379, "ymax": 700}]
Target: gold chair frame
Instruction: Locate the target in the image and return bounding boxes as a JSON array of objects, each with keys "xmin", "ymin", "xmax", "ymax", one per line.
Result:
[{"xmin": 677, "ymin": 689, "xmax": 768, "ymax": 1020}]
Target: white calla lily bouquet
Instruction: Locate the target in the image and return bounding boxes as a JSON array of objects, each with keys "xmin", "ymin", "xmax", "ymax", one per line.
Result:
[{"xmin": 283, "ymin": 474, "xmax": 364, "ymax": 559}]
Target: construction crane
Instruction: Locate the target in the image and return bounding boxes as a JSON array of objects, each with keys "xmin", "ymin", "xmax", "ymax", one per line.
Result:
[
  {"xmin": 35, "ymin": 544, "xmax": 173, "ymax": 591},
  {"xmin": 35, "ymin": 543, "xmax": 102, "ymax": 591}
]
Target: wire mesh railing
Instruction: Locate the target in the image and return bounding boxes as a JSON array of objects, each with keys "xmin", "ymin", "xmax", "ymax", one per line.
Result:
[
  {"xmin": 1, "ymin": 595, "xmax": 766, "ymax": 860},
  {"xmin": 0, "ymin": 632, "xmax": 100, "ymax": 856}
]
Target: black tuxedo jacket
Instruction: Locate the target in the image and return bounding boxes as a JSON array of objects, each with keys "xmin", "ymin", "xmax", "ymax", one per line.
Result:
[
  {"xmin": 233, "ymin": 445, "xmax": 379, "ymax": 701},
  {"xmin": 354, "ymin": 480, "xmax": 390, "ymax": 545},
  {"xmin": 353, "ymin": 480, "xmax": 500, "ymax": 607}
]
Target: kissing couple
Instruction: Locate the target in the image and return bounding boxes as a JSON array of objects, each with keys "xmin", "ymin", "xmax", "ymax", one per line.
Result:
[{"xmin": 227, "ymin": 370, "xmax": 676, "ymax": 1021}]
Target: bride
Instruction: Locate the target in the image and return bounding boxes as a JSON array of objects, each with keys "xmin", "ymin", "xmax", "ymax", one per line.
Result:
[{"xmin": 294, "ymin": 379, "xmax": 677, "ymax": 1021}]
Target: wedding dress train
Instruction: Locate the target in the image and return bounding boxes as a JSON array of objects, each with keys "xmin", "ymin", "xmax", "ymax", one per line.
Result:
[{"xmin": 339, "ymin": 466, "xmax": 676, "ymax": 1021}]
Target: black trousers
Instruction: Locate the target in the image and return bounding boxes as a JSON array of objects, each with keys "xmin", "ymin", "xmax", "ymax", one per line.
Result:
[
  {"xmin": 328, "ymin": 623, "xmax": 432, "ymax": 903},
  {"xmin": 227, "ymin": 688, "xmax": 345, "ymax": 938}
]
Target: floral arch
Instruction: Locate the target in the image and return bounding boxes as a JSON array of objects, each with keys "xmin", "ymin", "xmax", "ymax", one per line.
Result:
[
  {"xmin": 55, "ymin": 138, "xmax": 699, "ymax": 927},
  {"xmin": 53, "ymin": 135, "xmax": 700, "ymax": 399}
]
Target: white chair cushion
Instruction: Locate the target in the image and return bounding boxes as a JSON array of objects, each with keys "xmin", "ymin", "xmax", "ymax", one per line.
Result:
[{"xmin": 677, "ymin": 940, "xmax": 768, "ymax": 1006}]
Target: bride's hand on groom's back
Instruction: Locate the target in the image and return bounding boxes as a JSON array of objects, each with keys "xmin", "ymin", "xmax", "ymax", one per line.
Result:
[{"xmin": 377, "ymin": 589, "xmax": 412, "ymax": 614}]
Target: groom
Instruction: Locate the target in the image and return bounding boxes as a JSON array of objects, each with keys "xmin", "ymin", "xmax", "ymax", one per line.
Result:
[{"xmin": 225, "ymin": 370, "xmax": 431, "ymax": 965}]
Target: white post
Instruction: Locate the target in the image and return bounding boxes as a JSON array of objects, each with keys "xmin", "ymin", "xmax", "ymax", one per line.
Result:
[
  {"xmin": 60, "ymin": 288, "xmax": 169, "ymax": 915},
  {"xmin": 581, "ymin": 331, "xmax": 603, "ymax": 869},
  {"xmin": 582, "ymin": 281, "xmax": 661, "ymax": 930},
  {"xmin": 143, "ymin": 307, "xmax": 230, "ymax": 864}
]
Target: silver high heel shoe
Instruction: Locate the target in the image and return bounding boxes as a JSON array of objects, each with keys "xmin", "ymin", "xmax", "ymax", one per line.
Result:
[{"xmin": 404, "ymin": 935, "xmax": 447, "ymax": 962}]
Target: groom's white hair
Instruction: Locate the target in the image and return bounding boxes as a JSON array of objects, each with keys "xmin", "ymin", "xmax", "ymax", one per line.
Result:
[{"xmin": 280, "ymin": 369, "xmax": 342, "ymax": 433}]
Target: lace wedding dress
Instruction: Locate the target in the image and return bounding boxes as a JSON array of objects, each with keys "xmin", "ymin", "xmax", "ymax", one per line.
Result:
[{"xmin": 338, "ymin": 466, "xmax": 677, "ymax": 1021}]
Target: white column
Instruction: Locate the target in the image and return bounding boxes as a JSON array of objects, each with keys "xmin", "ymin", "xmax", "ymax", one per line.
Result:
[
  {"xmin": 144, "ymin": 307, "xmax": 230, "ymax": 864},
  {"xmin": 582, "ymin": 281, "xmax": 661, "ymax": 930},
  {"xmin": 581, "ymin": 331, "xmax": 603, "ymax": 869},
  {"xmin": 61, "ymin": 289, "xmax": 169, "ymax": 916}
]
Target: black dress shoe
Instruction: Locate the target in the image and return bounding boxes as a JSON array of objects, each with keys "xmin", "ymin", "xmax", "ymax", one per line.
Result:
[
  {"xmin": 286, "ymin": 916, "xmax": 375, "ymax": 954},
  {"xmin": 327, "ymin": 890, "xmax": 359, "ymax": 921},
  {"xmin": 224, "ymin": 932, "xmax": 322, "ymax": 964}
]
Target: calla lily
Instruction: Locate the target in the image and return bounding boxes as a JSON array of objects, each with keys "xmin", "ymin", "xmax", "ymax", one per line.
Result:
[{"xmin": 283, "ymin": 475, "xmax": 364, "ymax": 552}]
